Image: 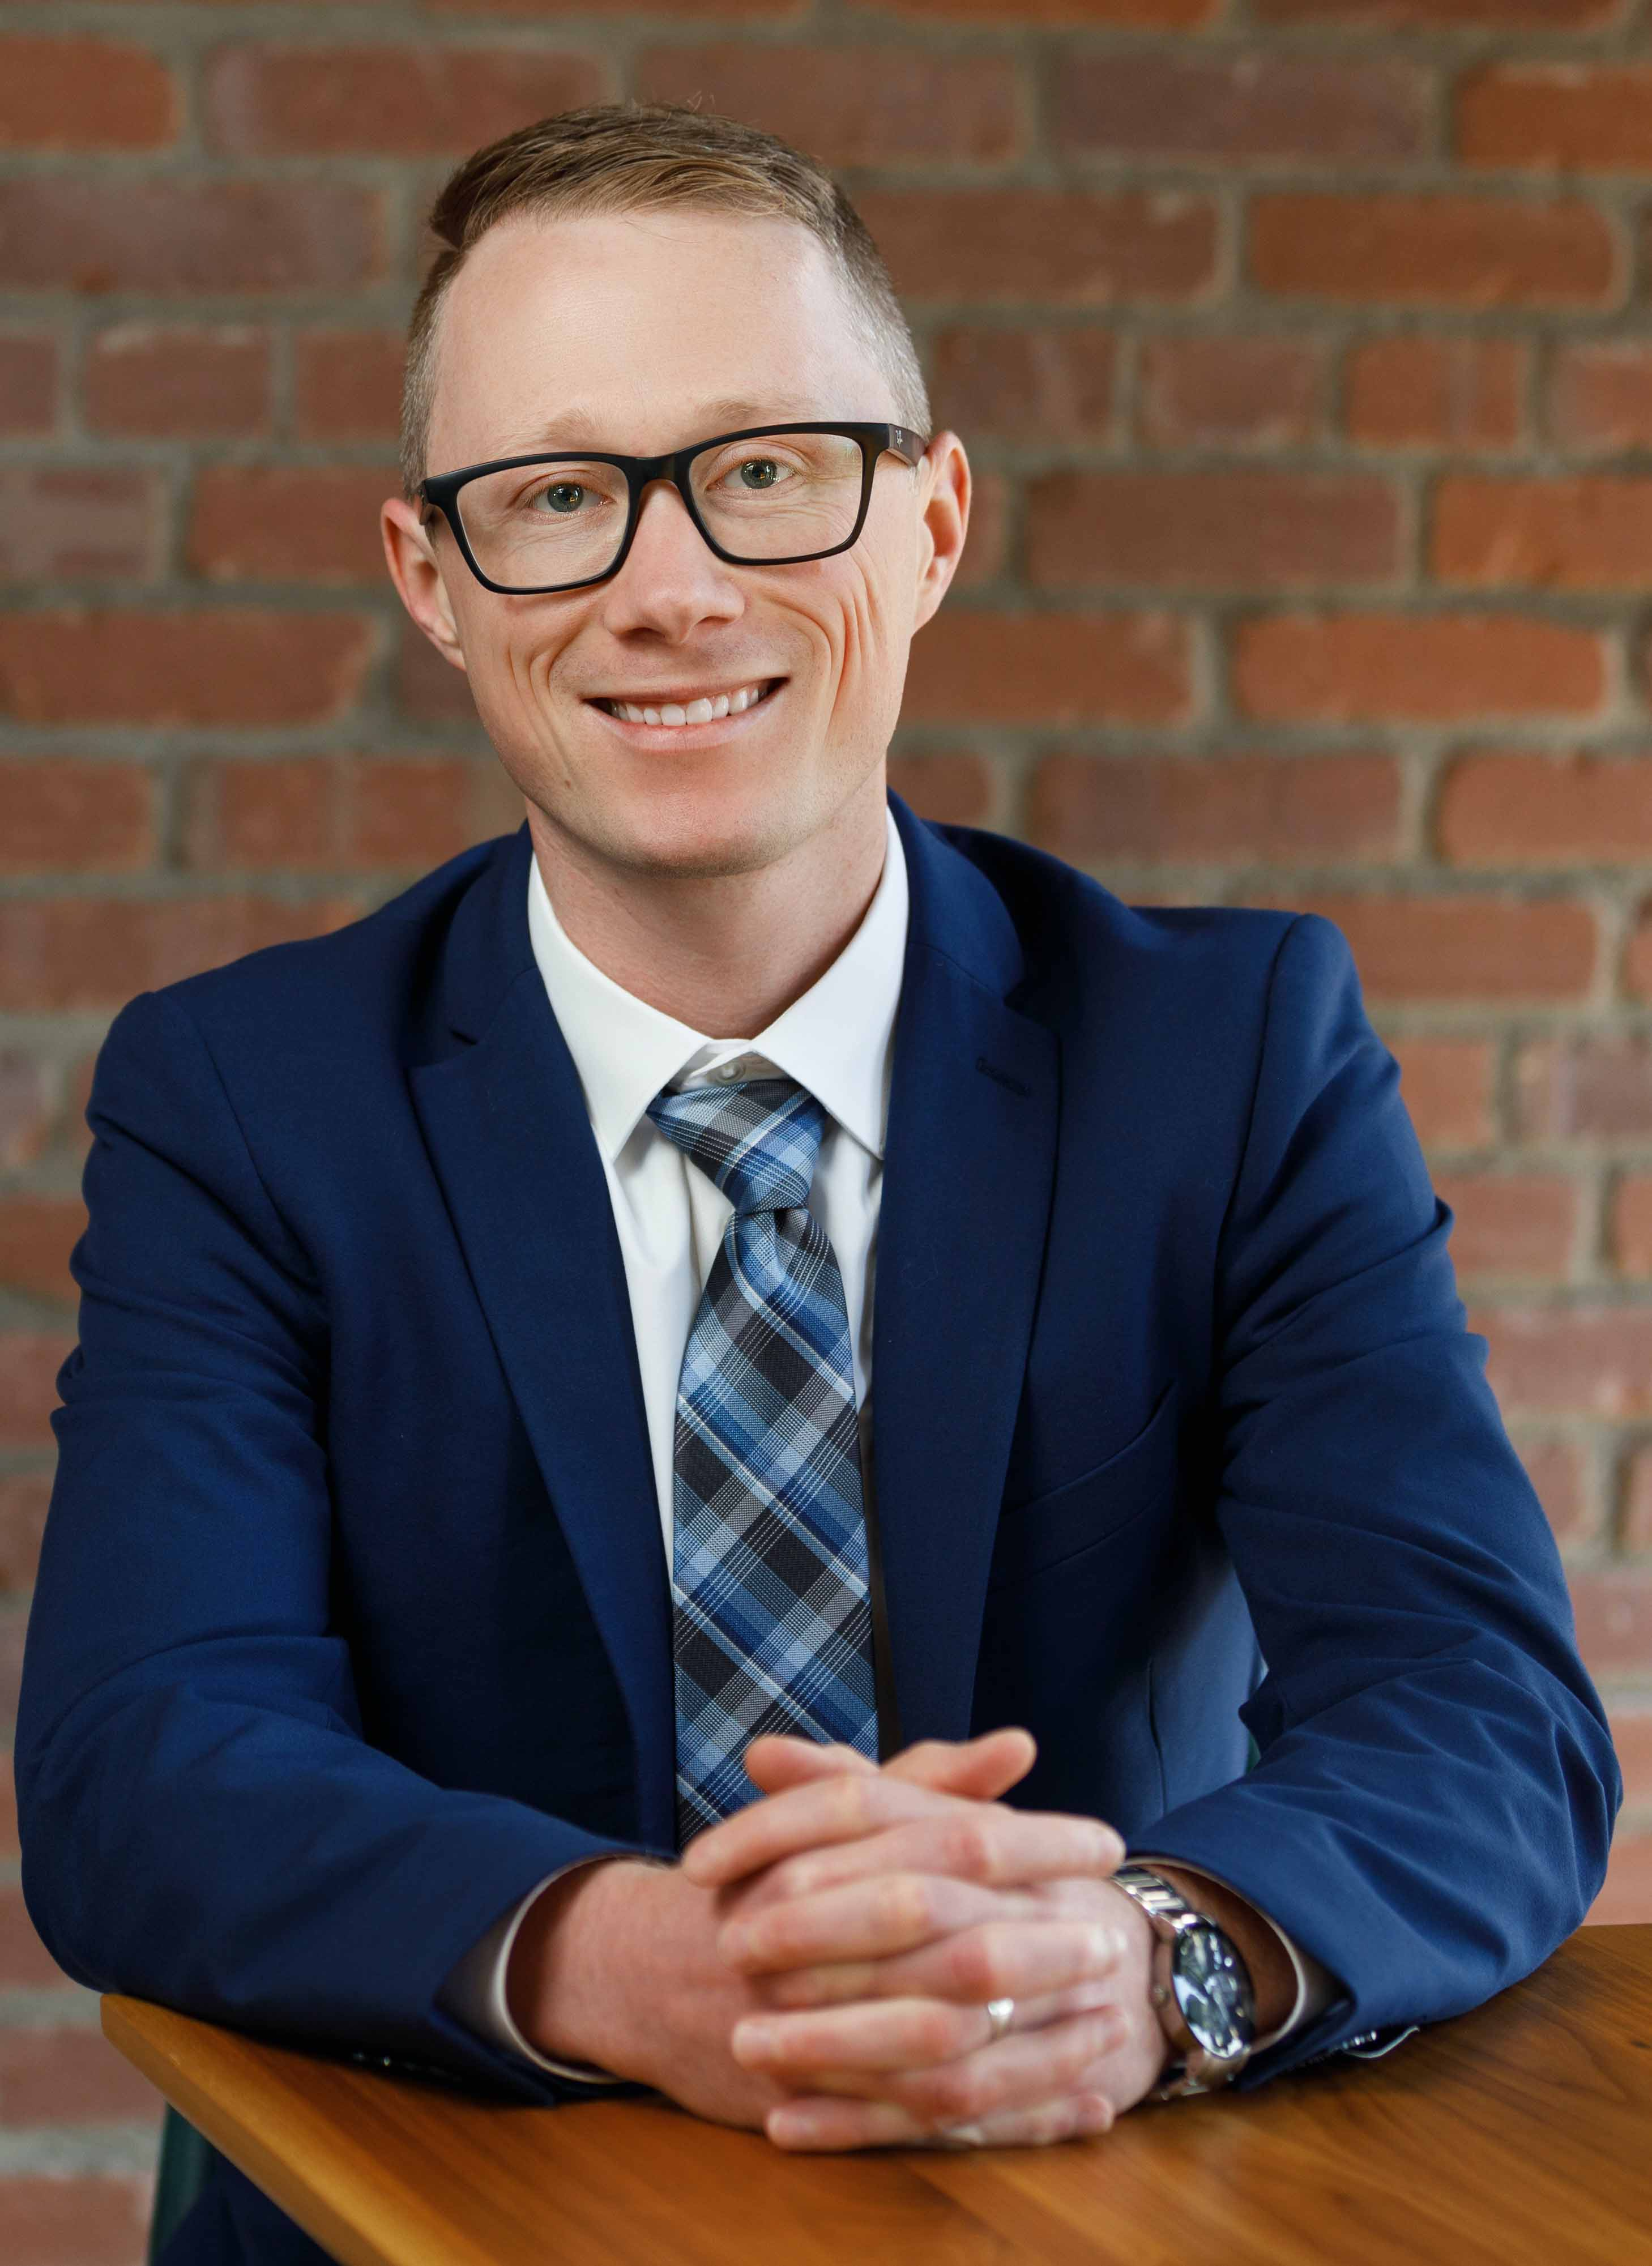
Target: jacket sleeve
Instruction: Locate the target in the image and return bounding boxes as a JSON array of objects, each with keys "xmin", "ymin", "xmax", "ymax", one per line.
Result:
[
  {"xmin": 1129, "ymin": 913, "xmax": 1622, "ymax": 2084},
  {"xmin": 14, "ymin": 987, "xmax": 660, "ymax": 2105}
]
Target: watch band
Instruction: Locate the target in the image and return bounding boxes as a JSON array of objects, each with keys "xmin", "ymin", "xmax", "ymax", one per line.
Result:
[{"xmin": 1111, "ymin": 1865, "xmax": 1256, "ymax": 2100}]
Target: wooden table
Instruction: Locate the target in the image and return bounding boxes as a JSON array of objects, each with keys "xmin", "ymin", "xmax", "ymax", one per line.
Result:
[{"xmin": 105, "ymin": 1924, "xmax": 1651, "ymax": 2266}]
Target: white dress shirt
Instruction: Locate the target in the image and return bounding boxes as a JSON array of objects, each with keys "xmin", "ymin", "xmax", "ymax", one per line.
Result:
[{"xmin": 438, "ymin": 806, "xmax": 1320, "ymax": 2076}]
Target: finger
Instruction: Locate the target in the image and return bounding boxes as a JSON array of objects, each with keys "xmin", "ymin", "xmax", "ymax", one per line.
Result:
[
  {"xmin": 761, "ymin": 1810, "xmax": 1125, "ymax": 1904},
  {"xmin": 767, "ymin": 2088, "xmax": 1115, "ymax": 2153},
  {"xmin": 684, "ymin": 1772, "xmax": 970, "ymax": 1890},
  {"xmin": 720, "ymin": 1871, "xmax": 1014, "ymax": 1974},
  {"xmin": 761, "ymin": 1914, "xmax": 1126, "ymax": 2011},
  {"xmin": 739, "ymin": 1738, "xmax": 881, "ymax": 1796},
  {"xmin": 770, "ymin": 2005, "xmax": 1129, "ymax": 2130},
  {"xmin": 883, "ymin": 1731, "xmax": 1038, "ymax": 1803},
  {"xmin": 733, "ymin": 1995, "xmax": 997, "ymax": 2078}
]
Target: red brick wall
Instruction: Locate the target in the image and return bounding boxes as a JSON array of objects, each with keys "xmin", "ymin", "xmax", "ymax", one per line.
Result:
[{"xmin": 5, "ymin": 0, "xmax": 1652, "ymax": 2246}]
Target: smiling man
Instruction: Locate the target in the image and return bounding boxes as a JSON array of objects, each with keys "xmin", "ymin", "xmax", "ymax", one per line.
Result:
[{"xmin": 17, "ymin": 105, "xmax": 1620, "ymax": 2266}]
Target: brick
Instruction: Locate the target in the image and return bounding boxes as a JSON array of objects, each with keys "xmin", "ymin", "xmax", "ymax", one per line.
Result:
[
  {"xmin": 1346, "ymin": 337, "xmax": 1524, "ymax": 451},
  {"xmin": 0, "ymin": 2026, "xmax": 161, "ymax": 2124},
  {"xmin": 0, "ymin": 1051, "xmax": 58, "ymax": 1171},
  {"xmin": 1392, "ymin": 1037, "xmax": 1496, "ymax": 1149},
  {"xmin": 1231, "ymin": 613, "xmax": 1604, "ymax": 723},
  {"xmin": 1137, "ymin": 337, "xmax": 1322, "ymax": 450},
  {"xmin": 1301, "ymin": 895, "xmax": 1596, "ymax": 1003},
  {"xmin": 929, "ymin": 327, "xmax": 1114, "ymax": 442},
  {"xmin": 1435, "ymin": 1172, "xmax": 1577, "ymax": 1279},
  {"xmin": 858, "ymin": 190, "xmax": 1218, "ymax": 308},
  {"xmin": 1027, "ymin": 469, "xmax": 1399, "ymax": 590},
  {"xmin": 1396, "ymin": 1035, "xmax": 1507, "ymax": 1153},
  {"xmin": 1459, "ymin": 67, "xmax": 1652, "ymax": 174},
  {"xmin": 1476, "ymin": 1306, "xmax": 1652, "ymax": 1419},
  {"xmin": 188, "ymin": 466, "xmax": 395, "ymax": 586},
  {"xmin": 85, "ymin": 322, "xmax": 270, "ymax": 438},
  {"xmin": 183, "ymin": 754, "xmax": 504, "ymax": 873},
  {"xmin": 0, "ymin": 465, "xmax": 161, "ymax": 584},
  {"xmin": 1514, "ymin": 1038, "xmax": 1652, "ymax": 1142},
  {"xmin": 1549, "ymin": 343, "xmax": 1652, "ymax": 453},
  {"xmin": 0, "ymin": 610, "xmax": 375, "ymax": 727},
  {"xmin": 0, "ymin": 1471, "xmax": 51, "ymax": 1595},
  {"xmin": 0, "ymin": 1195, "xmax": 84, "ymax": 1303},
  {"xmin": 1624, "ymin": 906, "xmax": 1652, "ymax": 1002},
  {"xmin": 904, "ymin": 611, "xmax": 1192, "ymax": 725},
  {"xmin": 1053, "ymin": 49, "xmax": 1427, "ymax": 165},
  {"xmin": 0, "ymin": 1331, "xmax": 73, "ymax": 1449},
  {"xmin": 843, "ymin": 0, "xmax": 1217, "ymax": 20},
  {"xmin": 1510, "ymin": 1433, "xmax": 1590, "ymax": 1546},
  {"xmin": 1435, "ymin": 475, "xmax": 1652, "ymax": 591},
  {"xmin": 0, "ymin": 35, "xmax": 176, "ymax": 150},
  {"xmin": 1607, "ymin": 1704, "xmax": 1652, "ymax": 1802},
  {"xmin": 432, "ymin": 0, "xmax": 806, "ymax": 14},
  {"xmin": 1250, "ymin": 195, "xmax": 1616, "ymax": 309},
  {"xmin": 0, "ymin": 334, "xmax": 56, "ymax": 433},
  {"xmin": 1438, "ymin": 752, "xmax": 1652, "ymax": 867},
  {"xmin": 0, "ymin": 758, "xmax": 155, "ymax": 874},
  {"xmin": 1624, "ymin": 1448, "xmax": 1652, "ymax": 1548},
  {"xmin": 1568, "ymin": 1567, "xmax": 1652, "ymax": 1675},
  {"xmin": 1256, "ymin": 0, "xmax": 1621, "ymax": 20},
  {"xmin": 205, "ymin": 44, "xmax": 605, "ymax": 157},
  {"xmin": 637, "ymin": 45, "xmax": 1017, "ymax": 166},
  {"xmin": 1611, "ymin": 1177, "xmax": 1652, "ymax": 1277},
  {"xmin": 0, "ymin": 895, "xmax": 357, "ymax": 1014},
  {"xmin": 1027, "ymin": 752, "xmax": 1398, "ymax": 864},
  {"xmin": 1590, "ymin": 1832, "xmax": 1652, "ymax": 1923},
  {"xmin": 0, "ymin": 1608, "xmax": 23, "ymax": 1719},
  {"xmin": 294, "ymin": 328, "xmax": 404, "ymax": 442},
  {"xmin": 0, "ymin": 2177, "xmax": 153, "ymax": 2266},
  {"xmin": 397, "ymin": 621, "xmax": 480, "ymax": 727},
  {"xmin": 0, "ymin": 176, "xmax": 381, "ymax": 294},
  {"xmin": 886, "ymin": 751, "xmax": 994, "ymax": 827}
]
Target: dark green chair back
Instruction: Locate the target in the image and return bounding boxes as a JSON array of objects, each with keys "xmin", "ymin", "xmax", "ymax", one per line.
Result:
[{"xmin": 148, "ymin": 2105, "xmax": 214, "ymax": 2263}]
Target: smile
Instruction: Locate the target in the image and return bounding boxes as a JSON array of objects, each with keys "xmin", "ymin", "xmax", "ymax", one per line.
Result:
[{"xmin": 592, "ymin": 679, "xmax": 779, "ymax": 728}]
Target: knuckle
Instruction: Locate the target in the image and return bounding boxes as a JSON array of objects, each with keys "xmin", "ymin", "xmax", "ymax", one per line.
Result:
[
  {"xmin": 941, "ymin": 1817, "xmax": 995, "ymax": 1881},
  {"xmin": 884, "ymin": 1873, "xmax": 934, "ymax": 1936}
]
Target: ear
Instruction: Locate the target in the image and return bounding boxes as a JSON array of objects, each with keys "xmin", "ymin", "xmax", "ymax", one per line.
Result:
[
  {"xmin": 381, "ymin": 497, "xmax": 468, "ymax": 672},
  {"xmin": 911, "ymin": 430, "xmax": 970, "ymax": 636}
]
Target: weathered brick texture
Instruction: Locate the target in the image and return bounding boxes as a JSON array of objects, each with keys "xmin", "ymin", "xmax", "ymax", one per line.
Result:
[{"xmin": 5, "ymin": 0, "xmax": 1652, "ymax": 2236}]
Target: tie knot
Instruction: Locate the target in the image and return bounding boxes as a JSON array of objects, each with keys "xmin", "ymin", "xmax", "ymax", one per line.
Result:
[{"xmin": 646, "ymin": 1075, "xmax": 827, "ymax": 1217}]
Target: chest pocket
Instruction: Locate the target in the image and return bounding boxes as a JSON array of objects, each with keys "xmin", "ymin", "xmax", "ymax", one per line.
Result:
[{"xmin": 988, "ymin": 1382, "xmax": 1179, "ymax": 1590}]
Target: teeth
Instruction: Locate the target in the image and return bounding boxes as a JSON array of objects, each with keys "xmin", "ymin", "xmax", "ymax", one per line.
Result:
[{"xmin": 604, "ymin": 682, "xmax": 769, "ymax": 728}]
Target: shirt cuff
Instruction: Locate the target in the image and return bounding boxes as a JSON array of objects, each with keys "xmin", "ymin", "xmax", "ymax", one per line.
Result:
[
  {"xmin": 437, "ymin": 1859, "xmax": 630, "ymax": 2083},
  {"xmin": 1129, "ymin": 1853, "xmax": 1335, "ymax": 2051}
]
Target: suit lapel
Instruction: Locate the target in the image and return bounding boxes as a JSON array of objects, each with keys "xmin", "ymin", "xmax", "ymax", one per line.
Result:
[
  {"xmin": 408, "ymin": 825, "xmax": 676, "ymax": 1849},
  {"xmin": 874, "ymin": 795, "xmax": 1060, "ymax": 1746}
]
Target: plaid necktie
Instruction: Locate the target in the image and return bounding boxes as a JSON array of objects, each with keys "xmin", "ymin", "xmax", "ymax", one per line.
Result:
[{"xmin": 645, "ymin": 1074, "xmax": 880, "ymax": 1847}]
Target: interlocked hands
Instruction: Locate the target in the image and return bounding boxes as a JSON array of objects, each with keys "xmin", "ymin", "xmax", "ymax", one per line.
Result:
[{"xmin": 509, "ymin": 1729, "xmax": 1171, "ymax": 2151}]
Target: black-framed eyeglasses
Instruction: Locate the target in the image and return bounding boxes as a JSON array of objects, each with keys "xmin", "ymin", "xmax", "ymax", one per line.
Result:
[{"xmin": 417, "ymin": 421, "xmax": 928, "ymax": 596}]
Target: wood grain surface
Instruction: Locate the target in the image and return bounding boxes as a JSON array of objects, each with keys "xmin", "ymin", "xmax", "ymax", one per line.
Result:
[{"xmin": 105, "ymin": 1924, "xmax": 1652, "ymax": 2266}]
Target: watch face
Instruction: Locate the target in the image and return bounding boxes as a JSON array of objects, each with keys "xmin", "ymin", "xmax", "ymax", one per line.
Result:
[{"xmin": 1172, "ymin": 1926, "xmax": 1256, "ymax": 2057}]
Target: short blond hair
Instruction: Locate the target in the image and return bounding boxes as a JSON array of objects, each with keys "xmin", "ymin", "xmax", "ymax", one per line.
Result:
[{"xmin": 400, "ymin": 102, "xmax": 930, "ymax": 498}]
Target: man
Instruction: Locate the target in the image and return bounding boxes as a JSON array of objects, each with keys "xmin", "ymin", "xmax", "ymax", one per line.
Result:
[{"xmin": 16, "ymin": 103, "xmax": 1619, "ymax": 2262}]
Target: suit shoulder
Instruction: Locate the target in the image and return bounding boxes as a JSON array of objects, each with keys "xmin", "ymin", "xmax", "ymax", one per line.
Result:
[
  {"xmin": 126, "ymin": 831, "xmax": 513, "ymax": 1047},
  {"xmin": 928, "ymin": 818, "xmax": 1308, "ymax": 991}
]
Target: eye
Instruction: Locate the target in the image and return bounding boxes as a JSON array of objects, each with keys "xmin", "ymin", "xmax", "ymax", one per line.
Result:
[
  {"xmin": 534, "ymin": 481, "xmax": 588, "ymax": 514},
  {"xmin": 736, "ymin": 458, "xmax": 782, "ymax": 490}
]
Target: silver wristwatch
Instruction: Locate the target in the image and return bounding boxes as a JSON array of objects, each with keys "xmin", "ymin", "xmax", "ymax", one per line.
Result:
[{"xmin": 1110, "ymin": 1864, "xmax": 1257, "ymax": 2100}]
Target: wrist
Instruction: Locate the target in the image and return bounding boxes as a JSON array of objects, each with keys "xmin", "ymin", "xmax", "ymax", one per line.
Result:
[
  {"xmin": 505, "ymin": 1855, "xmax": 664, "ymax": 2073},
  {"xmin": 1146, "ymin": 1862, "xmax": 1295, "ymax": 2036}
]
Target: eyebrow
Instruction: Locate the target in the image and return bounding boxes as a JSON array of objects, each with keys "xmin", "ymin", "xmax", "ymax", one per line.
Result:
[{"xmin": 498, "ymin": 395, "xmax": 837, "ymax": 455}]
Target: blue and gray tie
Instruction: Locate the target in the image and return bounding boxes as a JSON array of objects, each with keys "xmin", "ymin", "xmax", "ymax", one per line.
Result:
[{"xmin": 645, "ymin": 1074, "xmax": 880, "ymax": 1847}]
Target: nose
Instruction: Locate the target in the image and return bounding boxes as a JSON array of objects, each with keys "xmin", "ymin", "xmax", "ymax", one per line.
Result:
[{"xmin": 596, "ymin": 477, "xmax": 744, "ymax": 642}]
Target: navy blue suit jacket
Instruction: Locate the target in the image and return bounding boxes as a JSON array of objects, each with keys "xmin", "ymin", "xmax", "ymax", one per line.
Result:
[{"xmin": 16, "ymin": 791, "xmax": 1619, "ymax": 2262}]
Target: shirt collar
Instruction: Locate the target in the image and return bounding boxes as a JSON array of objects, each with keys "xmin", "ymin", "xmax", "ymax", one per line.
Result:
[{"xmin": 526, "ymin": 803, "xmax": 908, "ymax": 1167}]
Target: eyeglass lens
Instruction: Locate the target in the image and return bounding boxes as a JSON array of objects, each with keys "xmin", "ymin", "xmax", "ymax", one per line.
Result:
[{"xmin": 453, "ymin": 429, "xmax": 868, "ymax": 590}]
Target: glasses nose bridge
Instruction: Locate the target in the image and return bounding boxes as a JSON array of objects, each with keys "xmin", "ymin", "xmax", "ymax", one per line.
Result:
[{"xmin": 624, "ymin": 449, "xmax": 714, "ymax": 558}]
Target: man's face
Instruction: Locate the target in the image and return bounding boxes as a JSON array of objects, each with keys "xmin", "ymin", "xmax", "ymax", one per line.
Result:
[{"xmin": 386, "ymin": 209, "xmax": 967, "ymax": 882}]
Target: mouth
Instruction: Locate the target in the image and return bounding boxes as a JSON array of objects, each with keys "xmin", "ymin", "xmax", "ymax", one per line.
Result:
[{"xmin": 587, "ymin": 678, "xmax": 783, "ymax": 729}]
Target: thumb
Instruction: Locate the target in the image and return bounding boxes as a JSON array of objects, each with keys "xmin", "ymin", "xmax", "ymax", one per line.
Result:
[{"xmin": 742, "ymin": 1727, "xmax": 1037, "ymax": 1803}]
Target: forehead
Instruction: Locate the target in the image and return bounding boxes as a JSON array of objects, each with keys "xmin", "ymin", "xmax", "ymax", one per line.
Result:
[{"xmin": 427, "ymin": 207, "xmax": 896, "ymax": 471}]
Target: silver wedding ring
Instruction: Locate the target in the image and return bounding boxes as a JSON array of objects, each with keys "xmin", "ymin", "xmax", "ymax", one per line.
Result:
[{"xmin": 984, "ymin": 1995, "xmax": 1015, "ymax": 2045}]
